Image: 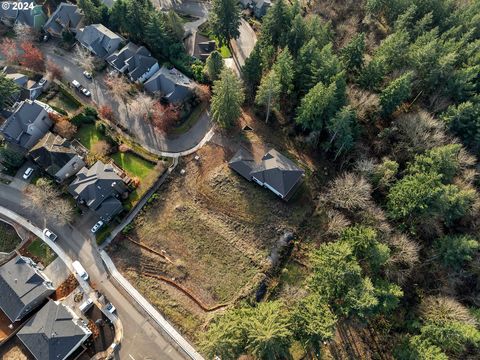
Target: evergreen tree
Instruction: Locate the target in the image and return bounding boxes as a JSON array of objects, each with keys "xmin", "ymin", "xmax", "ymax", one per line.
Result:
[
  {"xmin": 292, "ymin": 294, "xmax": 337, "ymax": 356},
  {"xmin": 287, "ymin": 13, "xmax": 307, "ymax": 56},
  {"xmin": 211, "ymin": 68, "xmax": 244, "ymax": 128},
  {"xmin": 295, "ymin": 81, "xmax": 339, "ymax": 132},
  {"xmin": 210, "ymin": 0, "xmax": 241, "ymax": 46},
  {"xmin": 380, "ymin": 71, "xmax": 414, "ymax": 116},
  {"xmin": 272, "ymin": 48, "xmax": 295, "ymax": 97},
  {"xmin": 78, "ymin": 0, "xmax": 103, "ymax": 24},
  {"xmin": 260, "ymin": 0, "xmax": 291, "ymax": 48},
  {"xmin": 341, "ymin": 33, "xmax": 366, "ymax": 73},
  {"xmin": 358, "ymin": 58, "xmax": 387, "ymax": 91},
  {"xmin": 255, "ymin": 69, "xmax": 281, "ymax": 123},
  {"xmin": 245, "ymin": 302, "xmax": 293, "ymax": 360},
  {"xmin": 242, "ymin": 44, "xmax": 263, "ymax": 102},
  {"xmin": 442, "ymin": 100, "xmax": 480, "ymax": 153},
  {"xmin": 0, "ymin": 75, "xmax": 19, "ymax": 109},
  {"xmin": 434, "ymin": 235, "xmax": 479, "ymax": 270},
  {"xmin": 205, "ymin": 51, "xmax": 224, "ymax": 82},
  {"xmin": 325, "ymin": 106, "xmax": 359, "ymax": 159}
]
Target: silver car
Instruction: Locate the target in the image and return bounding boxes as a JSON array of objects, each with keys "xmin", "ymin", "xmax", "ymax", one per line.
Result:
[{"xmin": 91, "ymin": 220, "xmax": 104, "ymax": 233}]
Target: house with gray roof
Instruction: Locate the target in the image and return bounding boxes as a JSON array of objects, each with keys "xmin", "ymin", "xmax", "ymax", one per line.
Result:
[
  {"xmin": 29, "ymin": 132, "xmax": 85, "ymax": 183},
  {"xmin": 0, "ymin": 1, "xmax": 47, "ymax": 30},
  {"xmin": 3, "ymin": 67, "xmax": 44, "ymax": 102},
  {"xmin": 43, "ymin": 2, "xmax": 84, "ymax": 37},
  {"xmin": 229, "ymin": 148, "xmax": 304, "ymax": 200},
  {"xmin": 144, "ymin": 66, "xmax": 194, "ymax": 103},
  {"xmin": 17, "ymin": 299, "xmax": 92, "ymax": 360},
  {"xmin": 76, "ymin": 24, "xmax": 123, "ymax": 58},
  {"xmin": 68, "ymin": 160, "xmax": 128, "ymax": 222},
  {"xmin": 0, "ymin": 255, "xmax": 55, "ymax": 323},
  {"xmin": 0, "ymin": 100, "xmax": 52, "ymax": 151},
  {"xmin": 106, "ymin": 43, "xmax": 159, "ymax": 83}
]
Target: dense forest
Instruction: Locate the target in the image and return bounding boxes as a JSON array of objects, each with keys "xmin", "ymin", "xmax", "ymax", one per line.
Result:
[{"xmin": 203, "ymin": 0, "xmax": 480, "ymax": 359}]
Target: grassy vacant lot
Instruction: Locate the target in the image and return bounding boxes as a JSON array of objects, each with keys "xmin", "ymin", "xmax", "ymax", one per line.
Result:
[
  {"xmin": 0, "ymin": 221, "xmax": 20, "ymax": 253},
  {"xmin": 47, "ymin": 92, "xmax": 80, "ymax": 115},
  {"xmin": 112, "ymin": 152, "xmax": 155, "ymax": 179},
  {"xmin": 26, "ymin": 239, "xmax": 57, "ymax": 267},
  {"xmin": 110, "ymin": 143, "xmax": 313, "ymax": 342},
  {"xmin": 76, "ymin": 123, "xmax": 106, "ymax": 150}
]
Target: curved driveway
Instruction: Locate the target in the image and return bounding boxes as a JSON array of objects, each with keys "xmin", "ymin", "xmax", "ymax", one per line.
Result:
[{"xmin": 0, "ymin": 184, "xmax": 187, "ymax": 360}]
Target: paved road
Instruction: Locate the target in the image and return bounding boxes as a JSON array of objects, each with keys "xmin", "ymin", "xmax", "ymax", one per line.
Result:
[
  {"xmin": 155, "ymin": 0, "xmax": 210, "ymax": 33},
  {"xmin": 0, "ymin": 184, "xmax": 187, "ymax": 360},
  {"xmin": 28, "ymin": 41, "xmax": 213, "ymax": 155},
  {"xmin": 230, "ymin": 19, "xmax": 257, "ymax": 68}
]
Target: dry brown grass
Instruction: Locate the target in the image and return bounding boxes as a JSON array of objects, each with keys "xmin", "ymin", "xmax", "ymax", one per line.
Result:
[{"xmin": 110, "ymin": 143, "xmax": 313, "ymax": 342}]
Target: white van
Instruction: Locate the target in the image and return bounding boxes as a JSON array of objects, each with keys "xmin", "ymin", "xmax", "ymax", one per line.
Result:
[
  {"xmin": 79, "ymin": 298, "xmax": 93, "ymax": 313},
  {"xmin": 72, "ymin": 261, "xmax": 89, "ymax": 281}
]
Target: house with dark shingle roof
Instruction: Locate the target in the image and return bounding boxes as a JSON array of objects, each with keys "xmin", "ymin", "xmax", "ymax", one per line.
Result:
[
  {"xmin": 68, "ymin": 160, "xmax": 128, "ymax": 222},
  {"xmin": 3, "ymin": 67, "xmax": 44, "ymax": 102},
  {"xmin": 107, "ymin": 43, "xmax": 159, "ymax": 83},
  {"xmin": 229, "ymin": 148, "xmax": 304, "ymax": 200},
  {"xmin": 43, "ymin": 2, "xmax": 84, "ymax": 37},
  {"xmin": 0, "ymin": 255, "xmax": 55, "ymax": 323},
  {"xmin": 0, "ymin": 1, "xmax": 47, "ymax": 31},
  {"xmin": 144, "ymin": 66, "xmax": 194, "ymax": 103},
  {"xmin": 0, "ymin": 100, "xmax": 52, "ymax": 151},
  {"xmin": 29, "ymin": 132, "xmax": 85, "ymax": 183},
  {"xmin": 76, "ymin": 24, "xmax": 123, "ymax": 58},
  {"xmin": 17, "ymin": 299, "xmax": 92, "ymax": 360}
]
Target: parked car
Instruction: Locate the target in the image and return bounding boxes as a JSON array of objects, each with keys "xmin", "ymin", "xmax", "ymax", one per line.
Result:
[
  {"xmin": 83, "ymin": 71, "xmax": 92, "ymax": 79},
  {"xmin": 72, "ymin": 80, "xmax": 91, "ymax": 97},
  {"xmin": 38, "ymin": 78, "xmax": 47, "ymax": 87},
  {"xmin": 43, "ymin": 228, "xmax": 57, "ymax": 242},
  {"xmin": 81, "ymin": 88, "xmax": 91, "ymax": 97},
  {"xmin": 23, "ymin": 167, "xmax": 34, "ymax": 179},
  {"xmin": 72, "ymin": 260, "xmax": 89, "ymax": 281},
  {"xmin": 91, "ymin": 220, "xmax": 104, "ymax": 233},
  {"xmin": 105, "ymin": 303, "xmax": 116, "ymax": 314}
]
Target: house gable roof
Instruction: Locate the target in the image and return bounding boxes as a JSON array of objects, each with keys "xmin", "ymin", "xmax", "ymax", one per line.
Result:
[
  {"xmin": 44, "ymin": 3, "xmax": 84, "ymax": 36},
  {"xmin": 29, "ymin": 132, "xmax": 84, "ymax": 180},
  {"xmin": 0, "ymin": 100, "xmax": 52, "ymax": 149},
  {"xmin": 68, "ymin": 160, "xmax": 127, "ymax": 220},
  {"xmin": 0, "ymin": 256, "xmax": 54, "ymax": 322},
  {"xmin": 144, "ymin": 66, "xmax": 193, "ymax": 102},
  {"xmin": 17, "ymin": 299, "xmax": 91, "ymax": 360},
  {"xmin": 106, "ymin": 42, "xmax": 139, "ymax": 70},
  {"xmin": 76, "ymin": 24, "xmax": 122, "ymax": 58},
  {"xmin": 229, "ymin": 148, "xmax": 304, "ymax": 199}
]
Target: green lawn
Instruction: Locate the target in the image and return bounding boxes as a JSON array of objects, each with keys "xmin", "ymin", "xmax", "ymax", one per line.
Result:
[
  {"xmin": 76, "ymin": 123, "xmax": 106, "ymax": 150},
  {"xmin": 0, "ymin": 221, "xmax": 20, "ymax": 253},
  {"xmin": 47, "ymin": 92, "xmax": 80, "ymax": 115},
  {"xmin": 111, "ymin": 152, "xmax": 156, "ymax": 179},
  {"xmin": 27, "ymin": 239, "xmax": 57, "ymax": 267}
]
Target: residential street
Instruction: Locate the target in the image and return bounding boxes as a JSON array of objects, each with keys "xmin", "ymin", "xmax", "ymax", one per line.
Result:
[
  {"xmin": 0, "ymin": 183, "xmax": 188, "ymax": 360},
  {"xmin": 230, "ymin": 19, "xmax": 257, "ymax": 68},
  {"xmin": 34, "ymin": 41, "xmax": 213, "ymax": 155}
]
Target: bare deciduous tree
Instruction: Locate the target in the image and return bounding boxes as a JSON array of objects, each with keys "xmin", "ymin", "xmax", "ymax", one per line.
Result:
[
  {"xmin": 324, "ymin": 209, "xmax": 351, "ymax": 236},
  {"xmin": 91, "ymin": 140, "xmax": 112, "ymax": 159},
  {"xmin": 419, "ymin": 296, "xmax": 477, "ymax": 326},
  {"xmin": 13, "ymin": 23, "xmax": 37, "ymax": 43},
  {"xmin": 54, "ymin": 120, "xmax": 77, "ymax": 139},
  {"xmin": 325, "ymin": 173, "xmax": 372, "ymax": 211},
  {"xmin": 129, "ymin": 93, "xmax": 156, "ymax": 121},
  {"xmin": 104, "ymin": 74, "xmax": 131, "ymax": 116},
  {"xmin": 385, "ymin": 233, "xmax": 420, "ymax": 285},
  {"xmin": 24, "ymin": 178, "xmax": 74, "ymax": 225},
  {"xmin": 73, "ymin": 45, "xmax": 95, "ymax": 74}
]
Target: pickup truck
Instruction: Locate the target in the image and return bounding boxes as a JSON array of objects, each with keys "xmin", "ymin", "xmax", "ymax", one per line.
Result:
[{"xmin": 71, "ymin": 80, "xmax": 91, "ymax": 97}]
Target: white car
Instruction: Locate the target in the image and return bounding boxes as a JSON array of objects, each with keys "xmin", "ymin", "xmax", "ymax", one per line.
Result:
[
  {"xmin": 91, "ymin": 220, "xmax": 104, "ymax": 233},
  {"xmin": 81, "ymin": 88, "xmax": 91, "ymax": 97},
  {"xmin": 105, "ymin": 303, "xmax": 116, "ymax": 314},
  {"xmin": 23, "ymin": 167, "xmax": 34, "ymax": 180},
  {"xmin": 83, "ymin": 71, "xmax": 92, "ymax": 79},
  {"xmin": 71, "ymin": 79, "xmax": 81, "ymax": 88},
  {"xmin": 38, "ymin": 78, "xmax": 47, "ymax": 87},
  {"xmin": 43, "ymin": 228, "xmax": 58, "ymax": 242}
]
